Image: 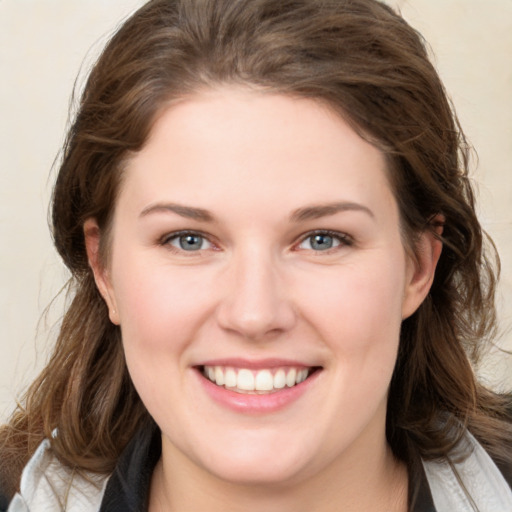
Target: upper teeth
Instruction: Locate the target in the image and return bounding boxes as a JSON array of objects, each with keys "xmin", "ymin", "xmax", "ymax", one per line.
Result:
[{"xmin": 203, "ymin": 366, "xmax": 311, "ymax": 393}]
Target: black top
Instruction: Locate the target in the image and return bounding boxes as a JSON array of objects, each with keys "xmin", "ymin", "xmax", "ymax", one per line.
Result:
[
  {"xmin": 4, "ymin": 423, "xmax": 512, "ymax": 511},
  {"xmin": 99, "ymin": 422, "xmax": 161, "ymax": 511},
  {"xmin": 98, "ymin": 422, "xmax": 437, "ymax": 512}
]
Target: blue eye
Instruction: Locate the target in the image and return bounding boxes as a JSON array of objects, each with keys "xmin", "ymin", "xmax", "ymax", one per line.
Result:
[
  {"xmin": 166, "ymin": 232, "xmax": 212, "ymax": 252},
  {"xmin": 298, "ymin": 232, "xmax": 348, "ymax": 251}
]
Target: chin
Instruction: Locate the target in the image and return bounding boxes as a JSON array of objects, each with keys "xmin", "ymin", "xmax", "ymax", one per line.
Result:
[
  {"xmin": 188, "ymin": 431, "xmax": 321, "ymax": 487},
  {"xmin": 204, "ymin": 455, "xmax": 310, "ymax": 487}
]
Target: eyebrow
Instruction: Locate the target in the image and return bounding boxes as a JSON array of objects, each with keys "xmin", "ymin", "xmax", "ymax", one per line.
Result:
[
  {"xmin": 290, "ymin": 202, "xmax": 375, "ymax": 222},
  {"xmin": 139, "ymin": 200, "xmax": 374, "ymax": 223},
  {"xmin": 140, "ymin": 203, "xmax": 214, "ymax": 222}
]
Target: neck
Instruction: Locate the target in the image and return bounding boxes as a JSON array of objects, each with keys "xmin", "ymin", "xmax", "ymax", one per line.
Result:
[{"xmin": 149, "ymin": 434, "xmax": 408, "ymax": 512}]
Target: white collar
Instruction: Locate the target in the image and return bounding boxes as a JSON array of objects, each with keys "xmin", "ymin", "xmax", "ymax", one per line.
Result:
[
  {"xmin": 8, "ymin": 431, "xmax": 512, "ymax": 511},
  {"xmin": 8, "ymin": 439, "xmax": 107, "ymax": 511},
  {"xmin": 423, "ymin": 431, "xmax": 512, "ymax": 511}
]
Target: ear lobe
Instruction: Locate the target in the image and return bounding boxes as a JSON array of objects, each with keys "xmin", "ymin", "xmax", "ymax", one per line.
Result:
[
  {"xmin": 84, "ymin": 218, "xmax": 120, "ymax": 325},
  {"xmin": 401, "ymin": 220, "xmax": 444, "ymax": 320}
]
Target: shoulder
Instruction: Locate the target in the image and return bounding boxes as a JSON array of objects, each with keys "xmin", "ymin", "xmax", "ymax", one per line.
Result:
[
  {"xmin": 495, "ymin": 457, "xmax": 512, "ymax": 491},
  {"xmin": 423, "ymin": 430, "xmax": 512, "ymax": 511},
  {"xmin": 4, "ymin": 439, "xmax": 108, "ymax": 511},
  {"xmin": 492, "ymin": 393, "xmax": 512, "ymax": 489},
  {"xmin": 0, "ymin": 492, "xmax": 8, "ymax": 512}
]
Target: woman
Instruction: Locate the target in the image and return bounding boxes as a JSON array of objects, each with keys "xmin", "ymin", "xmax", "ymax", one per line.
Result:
[{"xmin": 1, "ymin": 0, "xmax": 511, "ymax": 510}]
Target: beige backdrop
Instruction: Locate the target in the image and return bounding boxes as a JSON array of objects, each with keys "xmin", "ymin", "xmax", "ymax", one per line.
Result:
[{"xmin": 1, "ymin": 0, "xmax": 511, "ymax": 421}]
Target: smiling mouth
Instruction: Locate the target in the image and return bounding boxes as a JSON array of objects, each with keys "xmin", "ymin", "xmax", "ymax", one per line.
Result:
[{"xmin": 199, "ymin": 365, "xmax": 321, "ymax": 395}]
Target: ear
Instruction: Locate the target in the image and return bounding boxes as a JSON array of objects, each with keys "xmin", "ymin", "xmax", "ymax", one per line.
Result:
[
  {"xmin": 401, "ymin": 218, "xmax": 444, "ymax": 320},
  {"xmin": 83, "ymin": 218, "xmax": 120, "ymax": 325}
]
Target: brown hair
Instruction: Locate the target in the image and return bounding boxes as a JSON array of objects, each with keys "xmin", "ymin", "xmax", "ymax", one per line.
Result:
[{"xmin": 1, "ymin": 0, "xmax": 511, "ymax": 500}]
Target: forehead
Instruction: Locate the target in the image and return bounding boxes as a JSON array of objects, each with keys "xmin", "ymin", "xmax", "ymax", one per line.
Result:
[{"xmin": 119, "ymin": 87, "xmax": 396, "ymax": 223}]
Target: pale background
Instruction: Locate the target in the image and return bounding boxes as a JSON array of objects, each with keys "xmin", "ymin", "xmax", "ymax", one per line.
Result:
[{"xmin": 1, "ymin": 0, "xmax": 511, "ymax": 422}]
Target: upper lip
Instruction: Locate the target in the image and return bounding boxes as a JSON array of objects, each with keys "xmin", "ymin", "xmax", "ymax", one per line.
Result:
[{"xmin": 195, "ymin": 358, "xmax": 319, "ymax": 370}]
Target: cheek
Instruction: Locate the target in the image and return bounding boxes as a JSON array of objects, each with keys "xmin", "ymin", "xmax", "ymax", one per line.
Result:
[
  {"xmin": 111, "ymin": 258, "xmax": 216, "ymax": 417},
  {"xmin": 111, "ymin": 257, "xmax": 214, "ymax": 356},
  {"xmin": 299, "ymin": 256, "xmax": 406, "ymax": 349},
  {"xmin": 281, "ymin": 254, "xmax": 407, "ymax": 457},
  {"xmin": 293, "ymin": 251, "xmax": 407, "ymax": 418}
]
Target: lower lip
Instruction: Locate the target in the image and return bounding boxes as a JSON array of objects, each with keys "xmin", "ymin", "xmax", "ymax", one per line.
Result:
[{"xmin": 195, "ymin": 369, "xmax": 321, "ymax": 414}]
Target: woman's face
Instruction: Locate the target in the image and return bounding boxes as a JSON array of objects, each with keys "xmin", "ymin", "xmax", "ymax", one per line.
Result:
[{"xmin": 87, "ymin": 87, "xmax": 438, "ymax": 487}]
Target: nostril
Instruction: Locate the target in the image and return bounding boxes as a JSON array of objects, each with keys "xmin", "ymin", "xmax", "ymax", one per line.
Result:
[{"xmin": 216, "ymin": 297, "xmax": 297, "ymax": 341}]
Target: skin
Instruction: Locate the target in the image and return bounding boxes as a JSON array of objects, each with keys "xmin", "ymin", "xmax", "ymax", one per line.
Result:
[{"xmin": 85, "ymin": 87, "xmax": 442, "ymax": 512}]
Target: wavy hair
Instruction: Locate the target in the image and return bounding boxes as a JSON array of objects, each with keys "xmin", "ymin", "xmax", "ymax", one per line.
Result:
[{"xmin": 1, "ymin": 0, "xmax": 510, "ymax": 500}]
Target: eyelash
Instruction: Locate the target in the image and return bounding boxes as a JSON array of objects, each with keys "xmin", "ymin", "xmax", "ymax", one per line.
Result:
[
  {"xmin": 159, "ymin": 230, "xmax": 217, "ymax": 254},
  {"xmin": 159, "ymin": 229, "xmax": 353, "ymax": 255},
  {"xmin": 296, "ymin": 230, "xmax": 354, "ymax": 253}
]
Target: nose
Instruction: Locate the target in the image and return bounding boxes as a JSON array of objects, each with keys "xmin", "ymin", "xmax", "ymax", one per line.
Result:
[{"xmin": 215, "ymin": 247, "xmax": 297, "ymax": 341}]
